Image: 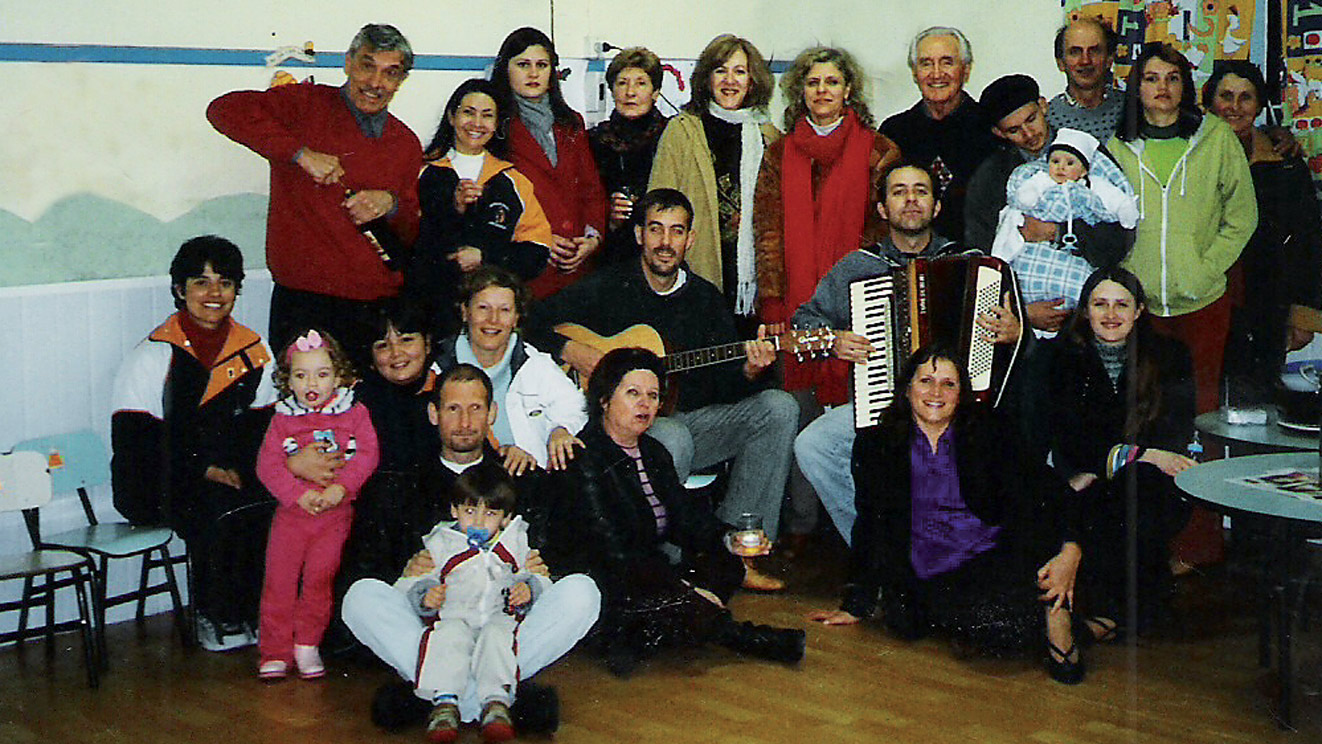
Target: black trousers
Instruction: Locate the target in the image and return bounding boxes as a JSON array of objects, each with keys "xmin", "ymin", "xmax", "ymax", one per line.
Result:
[
  {"xmin": 1073, "ymin": 461, "xmax": 1191, "ymax": 626},
  {"xmin": 174, "ymin": 479, "xmax": 273, "ymax": 627},
  {"xmin": 884, "ymin": 541, "xmax": 1044, "ymax": 655},
  {"xmin": 269, "ymin": 284, "xmax": 391, "ymax": 371}
]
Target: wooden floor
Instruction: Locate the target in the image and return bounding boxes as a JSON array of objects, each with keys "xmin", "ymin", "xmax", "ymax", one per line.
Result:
[{"xmin": 3, "ymin": 543, "xmax": 1321, "ymax": 744}]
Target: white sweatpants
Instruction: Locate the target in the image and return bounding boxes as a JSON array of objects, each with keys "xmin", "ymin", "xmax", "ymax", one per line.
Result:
[{"xmin": 342, "ymin": 574, "xmax": 600, "ymax": 721}]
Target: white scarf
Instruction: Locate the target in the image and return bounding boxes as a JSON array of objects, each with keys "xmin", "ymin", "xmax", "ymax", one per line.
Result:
[{"xmin": 707, "ymin": 101, "xmax": 769, "ymax": 315}]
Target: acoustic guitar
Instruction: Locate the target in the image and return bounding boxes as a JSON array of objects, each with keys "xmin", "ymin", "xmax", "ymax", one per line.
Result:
[{"xmin": 553, "ymin": 322, "xmax": 835, "ymax": 389}]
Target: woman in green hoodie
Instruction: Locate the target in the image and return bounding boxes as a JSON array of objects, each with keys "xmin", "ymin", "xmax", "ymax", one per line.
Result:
[{"xmin": 1110, "ymin": 43, "xmax": 1257, "ymax": 417}]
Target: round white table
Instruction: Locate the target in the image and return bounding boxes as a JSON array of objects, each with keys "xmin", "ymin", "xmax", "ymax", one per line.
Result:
[
  {"xmin": 1177, "ymin": 452, "xmax": 1321, "ymax": 728},
  {"xmin": 1194, "ymin": 407, "xmax": 1316, "ymax": 456}
]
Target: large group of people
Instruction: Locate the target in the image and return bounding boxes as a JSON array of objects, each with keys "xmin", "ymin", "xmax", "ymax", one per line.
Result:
[{"xmin": 102, "ymin": 14, "xmax": 1322, "ymax": 743}]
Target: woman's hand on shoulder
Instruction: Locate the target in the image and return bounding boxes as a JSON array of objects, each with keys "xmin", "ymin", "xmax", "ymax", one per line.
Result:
[
  {"xmin": 1139, "ymin": 448, "xmax": 1196, "ymax": 477},
  {"xmin": 500, "ymin": 445, "xmax": 538, "ymax": 476},
  {"xmin": 546, "ymin": 426, "xmax": 584, "ymax": 470},
  {"xmin": 806, "ymin": 609, "xmax": 860, "ymax": 626}
]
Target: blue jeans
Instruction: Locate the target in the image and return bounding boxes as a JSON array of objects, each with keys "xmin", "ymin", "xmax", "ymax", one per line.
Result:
[{"xmin": 794, "ymin": 403, "xmax": 857, "ymax": 545}]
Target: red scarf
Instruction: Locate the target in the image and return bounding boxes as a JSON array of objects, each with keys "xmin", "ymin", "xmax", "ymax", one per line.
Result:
[{"xmin": 779, "ymin": 108, "xmax": 873, "ymax": 403}]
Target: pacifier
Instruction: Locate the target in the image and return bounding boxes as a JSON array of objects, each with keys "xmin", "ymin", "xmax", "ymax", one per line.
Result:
[{"xmin": 466, "ymin": 526, "xmax": 492, "ymax": 549}]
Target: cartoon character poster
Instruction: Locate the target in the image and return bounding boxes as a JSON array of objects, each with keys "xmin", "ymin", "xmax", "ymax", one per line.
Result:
[
  {"xmin": 1060, "ymin": 1, "xmax": 1257, "ymax": 82},
  {"xmin": 1283, "ymin": 0, "xmax": 1322, "ymax": 184}
]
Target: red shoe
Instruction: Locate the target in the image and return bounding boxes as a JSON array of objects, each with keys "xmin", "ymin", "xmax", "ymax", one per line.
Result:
[
  {"xmin": 480, "ymin": 701, "xmax": 515, "ymax": 743},
  {"xmin": 425, "ymin": 703, "xmax": 460, "ymax": 744}
]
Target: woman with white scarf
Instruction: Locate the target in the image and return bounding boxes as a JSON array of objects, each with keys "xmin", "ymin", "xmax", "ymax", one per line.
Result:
[{"xmin": 649, "ymin": 34, "xmax": 780, "ymax": 333}]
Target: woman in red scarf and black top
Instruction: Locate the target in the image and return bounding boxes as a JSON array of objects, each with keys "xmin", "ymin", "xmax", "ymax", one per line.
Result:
[
  {"xmin": 752, "ymin": 46, "xmax": 901, "ymax": 545},
  {"xmin": 754, "ymin": 46, "xmax": 901, "ymax": 405}
]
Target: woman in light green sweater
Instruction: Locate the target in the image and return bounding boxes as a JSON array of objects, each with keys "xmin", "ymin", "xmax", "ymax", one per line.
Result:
[
  {"xmin": 1109, "ymin": 43, "xmax": 1257, "ymax": 571},
  {"xmin": 1109, "ymin": 43, "xmax": 1256, "ymax": 416}
]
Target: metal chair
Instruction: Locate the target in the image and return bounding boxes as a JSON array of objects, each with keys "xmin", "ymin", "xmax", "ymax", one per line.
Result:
[
  {"xmin": 0, "ymin": 450, "xmax": 100, "ymax": 687},
  {"xmin": 13, "ymin": 430, "xmax": 190, "ymax": 664}
]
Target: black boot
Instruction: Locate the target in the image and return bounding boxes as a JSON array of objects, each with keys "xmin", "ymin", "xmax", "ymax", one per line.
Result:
[
  {"xmin": 369, "ymin": 681, "xmax": 431, "ymax": 731},
  {"xmin": 717, "ymin": 620, "xmax": 806, "ymax": 664},
  {"xmin": 511, "ymin": 680, "xmax": 560, "ymax": 735}
]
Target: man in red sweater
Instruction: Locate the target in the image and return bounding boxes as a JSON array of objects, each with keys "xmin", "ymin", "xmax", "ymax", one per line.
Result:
[{"xmin": 208, "ymin": 23, "xmax": 423, "ymax": 362}]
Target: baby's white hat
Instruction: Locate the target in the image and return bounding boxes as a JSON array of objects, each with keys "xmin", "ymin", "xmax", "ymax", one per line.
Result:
[{"xmin": 1048, "ymin": 128, "xmax": 1100, "ymax": 171}]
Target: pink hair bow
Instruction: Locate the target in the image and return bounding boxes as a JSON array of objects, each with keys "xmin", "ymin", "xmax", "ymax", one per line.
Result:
[{"xmin": 293, "ymin": 330, "xmax": 325, "ymax": 353}]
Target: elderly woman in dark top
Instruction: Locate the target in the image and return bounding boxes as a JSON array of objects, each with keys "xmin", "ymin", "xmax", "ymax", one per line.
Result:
[
  {"xmin": 589, "ymin": 47, "xmax": 670, "ymax": 266},
  {"xmin": 1202, "ymin": 61, "xmax": 1322, "ymax": 396},
  {"xmin": 544, "ymin": 348, "xmax": 804, "ymax": 675},
  {"xmin": 1047, "ymin": 267, "xmax": 1194, "ymax": 638},
  {"xmin": 809, "ymin": 344, "xmax": 1085, "ymax": 684}
]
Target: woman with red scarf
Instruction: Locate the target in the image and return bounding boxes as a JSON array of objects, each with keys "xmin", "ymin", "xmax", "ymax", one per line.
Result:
[
  {"xmin": 753, "ymin": 47, "xmax": 901, "ymax": 547},
  {"xmin": 755, "ymin": 46, "xmax": 901, "ymax": 404}
]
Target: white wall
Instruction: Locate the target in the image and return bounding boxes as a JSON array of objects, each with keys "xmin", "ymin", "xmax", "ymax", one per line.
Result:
[
  {"xmin": 0, "ymin": 0, "xmax": 1070, "ymax": 634},
  {"xmin": 0, "ymin": 0, "xmax": 1069, "ymax": 286}
]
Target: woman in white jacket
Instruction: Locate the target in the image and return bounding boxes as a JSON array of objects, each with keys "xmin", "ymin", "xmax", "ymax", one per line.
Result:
[{"xmin": 433, "ymin": 266, "xmax": 588, "ymax": 474}]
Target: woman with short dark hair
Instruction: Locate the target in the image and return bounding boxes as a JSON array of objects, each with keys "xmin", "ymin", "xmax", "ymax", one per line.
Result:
[
  {"xmin": 1202, "ymin": 61, "xmax": 1322, "ymax": 395},
  {"xmin": 546, "ymin": 347, "xmax": 805, "ymax": 675},
  {"xmin": 111, "ymin": 235, "xmax": 276, "ymax": 652}
]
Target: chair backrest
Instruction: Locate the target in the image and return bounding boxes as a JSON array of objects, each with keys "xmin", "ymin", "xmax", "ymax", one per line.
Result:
[
  {"xmin": 11, "ymin": 429, "xmax": 111, "ymax": 496},
  {"xmin": 0, "ymin": 450, "xmax": 53, "ymax": 512}
]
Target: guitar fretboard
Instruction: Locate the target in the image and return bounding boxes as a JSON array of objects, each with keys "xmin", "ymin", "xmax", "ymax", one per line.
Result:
[{"xmin": 666, "ymin": 340, "xmax": 766, "ymax": 373}]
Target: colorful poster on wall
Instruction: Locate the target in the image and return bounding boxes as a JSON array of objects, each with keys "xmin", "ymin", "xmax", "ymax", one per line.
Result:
[
  {"xmin": 1283, "ymin": 0, "xmax": 1322, "ymax": 184},
  {"xmin": 1061, "ymin": 1, "xmax": 1258, "ymax": 83}
]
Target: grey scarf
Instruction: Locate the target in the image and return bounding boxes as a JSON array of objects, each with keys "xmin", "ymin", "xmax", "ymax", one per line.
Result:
[{"xmin": 515, "ymin": 94, "xmax": 558, "ymax": 166}]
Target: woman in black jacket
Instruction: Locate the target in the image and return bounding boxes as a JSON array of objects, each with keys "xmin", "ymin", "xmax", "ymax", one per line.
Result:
[
  {"xmin": 809, "ymin": 344, "xmax": 1086, "ymax": 684},
  {"xmin": 545, "ymin": 348, "xmax": 804, "ymax": 675},
  {"xmin": 1048, "ymin": 267, "xmax": 1195, "ymax": 638}
]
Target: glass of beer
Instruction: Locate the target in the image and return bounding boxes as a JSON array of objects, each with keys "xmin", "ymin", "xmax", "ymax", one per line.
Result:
[{"xmin": 728, "ymin": 513, "xmax": 767, "ymax": 557}]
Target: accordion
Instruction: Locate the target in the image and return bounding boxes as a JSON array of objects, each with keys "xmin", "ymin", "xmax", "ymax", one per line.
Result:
[{"xmin": 848, "ymin": 255, "xmax": 1013, "ymax": 429}]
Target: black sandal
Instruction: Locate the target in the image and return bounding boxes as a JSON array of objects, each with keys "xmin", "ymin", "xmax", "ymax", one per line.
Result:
[
  {"xmin": 1081, "ymin": 616, "xmax": 1123, "ymax": 645},
  {"xmin": 1046, "ymin": 639, "xmax": 1086, "ymax": 685}
]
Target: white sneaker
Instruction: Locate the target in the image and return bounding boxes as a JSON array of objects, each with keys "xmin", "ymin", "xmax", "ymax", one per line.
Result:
[
  {"xmin": 196, "ymin": 616, "xmax": 257, "ymax": 652},
  {"xmin": 294, "ymin": 644, "xmax": 325, "ymax": 679}
]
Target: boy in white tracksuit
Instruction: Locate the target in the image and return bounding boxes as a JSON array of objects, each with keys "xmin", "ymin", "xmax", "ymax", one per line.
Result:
[{"xmin": 394, "ymin": 468, "xmax": 551, "ymax": 742}]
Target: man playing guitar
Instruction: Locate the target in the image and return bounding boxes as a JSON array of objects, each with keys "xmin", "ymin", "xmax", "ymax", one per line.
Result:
[{"xmin": 526, "ymin": 188, "xmax": 797, "ymax": 591}]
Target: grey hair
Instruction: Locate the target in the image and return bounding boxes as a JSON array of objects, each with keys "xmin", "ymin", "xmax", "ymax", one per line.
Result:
[
  {"xmin": 348, "ymin": 24, "xmax": 414, "ymax": 72},
  {"xmin": 907, "ymin": 26, "xmax": 972, "ymax": 70}
]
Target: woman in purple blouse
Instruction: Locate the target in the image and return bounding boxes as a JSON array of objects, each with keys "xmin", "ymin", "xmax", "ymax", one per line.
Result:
[{"xmin": 808, "ymin": 344, "xmax": 1086, "ymax": 684}]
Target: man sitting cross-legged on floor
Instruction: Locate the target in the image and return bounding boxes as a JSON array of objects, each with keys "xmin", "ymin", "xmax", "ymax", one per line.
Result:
[{"xmin": 341, "ymin": 364, "xmax": 600, "ymax": 736}]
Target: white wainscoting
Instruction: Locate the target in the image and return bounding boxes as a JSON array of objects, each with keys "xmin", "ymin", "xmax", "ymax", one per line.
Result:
[{"xmin": 0, "ymin": 271, "xmax": 273, "ymax": 636}]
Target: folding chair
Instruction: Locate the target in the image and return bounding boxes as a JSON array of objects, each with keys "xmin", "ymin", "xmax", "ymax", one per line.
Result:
[
  {"xmin": 13, "ymin": 430, "xmax": 190, "ymax": 664},
  {"xmin": 0, "ymin": 450, "xmax": 100, "ymax": 687}
]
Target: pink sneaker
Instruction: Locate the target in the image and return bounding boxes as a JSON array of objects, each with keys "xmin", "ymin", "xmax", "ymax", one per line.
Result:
[
  {"xmin": 258, "ymin": 659, "xmax": 288, "ymax": 682},
  {"xmin": 294, "ymin": 644, "xmax": 325, "ymax": 680}
]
